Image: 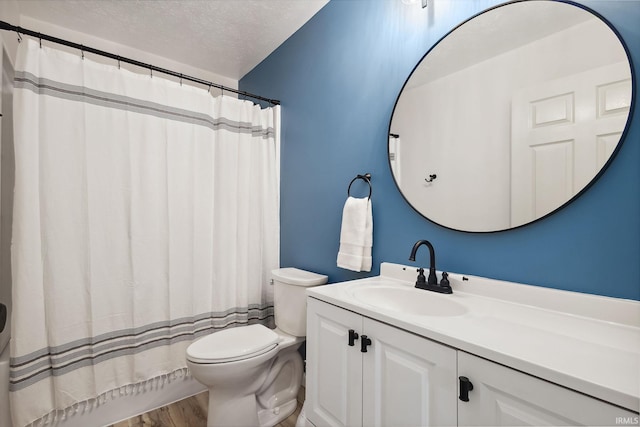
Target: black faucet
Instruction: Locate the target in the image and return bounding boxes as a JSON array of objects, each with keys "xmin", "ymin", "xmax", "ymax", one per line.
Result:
[{"xmin": 408, "ymin": 240, "xmax": 452, "ymax": 294}]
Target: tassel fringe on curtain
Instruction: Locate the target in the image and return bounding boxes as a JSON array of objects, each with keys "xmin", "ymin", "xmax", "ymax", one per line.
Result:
[{"xmin": 10, "ymin": 39, "xmax": 280, "ymax": 426}]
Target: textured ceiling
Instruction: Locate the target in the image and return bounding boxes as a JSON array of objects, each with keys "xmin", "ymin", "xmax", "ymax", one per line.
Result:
[{"xmin": 16, "ymin": 0, "xmax": 328, "ymax": 80}]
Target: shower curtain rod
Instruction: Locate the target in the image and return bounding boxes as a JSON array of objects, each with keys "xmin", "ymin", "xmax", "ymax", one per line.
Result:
[{"xmin": 0, "ymin": 20, "xmax": 280, "ymax": 106}]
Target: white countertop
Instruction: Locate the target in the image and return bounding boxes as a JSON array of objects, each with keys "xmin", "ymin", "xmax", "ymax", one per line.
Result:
[{"xmin": 307, "ymin": 263, "xmax": 640, "ymax": 412}]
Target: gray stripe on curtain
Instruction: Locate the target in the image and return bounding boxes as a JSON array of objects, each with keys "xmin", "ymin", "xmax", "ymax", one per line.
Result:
[
  {"xmin": 14, "ymin": 71, "xmax": 275, "ymax": 139},
  {"xmin": 9, "ymin": 305, "xmax": 274, "ymax": 391},
  {"xmin": 11, "ymin": 305, "xmax": 269, "ymax": 366}
]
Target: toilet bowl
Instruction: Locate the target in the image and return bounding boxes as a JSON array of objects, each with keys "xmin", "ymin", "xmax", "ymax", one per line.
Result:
[{"xmin": 186, "ymin": 268, "xmax": 327, "ymax": 427}]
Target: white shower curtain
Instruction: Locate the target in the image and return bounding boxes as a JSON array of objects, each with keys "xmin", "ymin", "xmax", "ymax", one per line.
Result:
[{"xmin": 10, "ymin": 39, "xmax": 280, "ymax": 426}]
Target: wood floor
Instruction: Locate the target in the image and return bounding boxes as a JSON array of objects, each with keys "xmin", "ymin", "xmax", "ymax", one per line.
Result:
[{"xmin": 111, "ymin": 387, "xmax": 304, "ymax": 427}]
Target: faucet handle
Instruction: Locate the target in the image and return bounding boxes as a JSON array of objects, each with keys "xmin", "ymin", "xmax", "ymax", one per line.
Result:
[
  {"xmin": 415, "ymin": 268, "xmax": 427, "ymax": 287},
  {"xmin": 440, "ymin": 272, "xmax": 450, "ymax": 288}
]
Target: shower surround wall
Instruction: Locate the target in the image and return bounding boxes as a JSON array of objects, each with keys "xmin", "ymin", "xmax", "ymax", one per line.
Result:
[{"xmin": 239, "ymin": 0, "xmax": 640, "ymax": 300}]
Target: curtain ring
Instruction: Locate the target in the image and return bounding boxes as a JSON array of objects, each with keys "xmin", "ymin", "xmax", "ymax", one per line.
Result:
[
  {"xmin": 117, "ymin": 56, "xmax": 121, "ymax": 69},
  {"xmin": 179, "ymin": 74, "xmax": 183, "ymax": 86},
  {"xmin": 150, "ymin": 68, "xmax": 153, "ymax": 78},
  {"xmin": 347, "ymin": 173, "xmax": 372, "ymax": 200},
  {"xmin": 80, "ymin": 45, "xmax": 84, "ymax": 60},
  {"xmin": 16, "ymin": 31, "xmax": 22, "ymax": 43},
  {"xmin": 38, "ymin": 33, "xmax": 42, "ymax": 48}
]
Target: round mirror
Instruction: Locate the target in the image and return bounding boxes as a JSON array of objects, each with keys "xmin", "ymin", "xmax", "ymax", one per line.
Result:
[{"xmin": 389, "ymin": 0, "xmax": 634, "ymax": 232}]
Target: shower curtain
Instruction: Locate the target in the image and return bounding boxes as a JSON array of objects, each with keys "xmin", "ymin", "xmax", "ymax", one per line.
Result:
[{"xmin": 10, "ymin": 39, "xmax": 280, "ymax": 427}]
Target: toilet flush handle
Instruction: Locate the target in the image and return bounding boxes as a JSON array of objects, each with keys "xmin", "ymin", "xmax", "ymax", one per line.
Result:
[{"xmin": 0, "ymin": 303, "xmax": 6, "ymax": 334}]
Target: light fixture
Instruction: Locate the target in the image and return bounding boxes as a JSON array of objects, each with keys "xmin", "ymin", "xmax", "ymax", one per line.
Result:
[{"xmin": 402, "ymin": 0, "xmax": 427, "ymax": 7}]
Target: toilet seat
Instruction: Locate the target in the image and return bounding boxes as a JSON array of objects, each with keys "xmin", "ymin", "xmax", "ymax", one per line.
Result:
[{"xmin": 186, "ymin": 324, "xmax": 279, "ymax": 364}]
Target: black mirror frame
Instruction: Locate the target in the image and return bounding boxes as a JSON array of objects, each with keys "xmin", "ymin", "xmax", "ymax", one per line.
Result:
[{"xmin": 388, "ymin": 0, "xmax": 636, "ymax": 233}]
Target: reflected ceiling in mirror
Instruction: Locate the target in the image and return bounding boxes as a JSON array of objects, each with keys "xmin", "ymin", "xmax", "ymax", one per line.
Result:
[{"xmin": 389, "ymin": 0, "xmax": 634, "ymax": 232}]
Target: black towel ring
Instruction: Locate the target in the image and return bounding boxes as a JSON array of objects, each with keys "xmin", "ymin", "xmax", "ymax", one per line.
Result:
[{"xmin": 347, "ymin": 173, "xmax": 372, "ymax": 200}]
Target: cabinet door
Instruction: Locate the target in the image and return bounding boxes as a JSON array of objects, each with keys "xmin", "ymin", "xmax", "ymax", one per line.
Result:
[
  {"xmin": 458, "ymin": 352, "xmax": 638, "ymax": 426},
  {"xmin": 306, "ymin": 298, "xmax": 363, "ymax": 427},
  {"xmin": 362, "ymin": 318, "xmax": 457, "ymax": 427}
]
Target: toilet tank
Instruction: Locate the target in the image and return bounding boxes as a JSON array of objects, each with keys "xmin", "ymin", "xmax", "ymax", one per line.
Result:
[{"xmin": 272, "ymin": 268, "xmax": 327, "ymax": 337}]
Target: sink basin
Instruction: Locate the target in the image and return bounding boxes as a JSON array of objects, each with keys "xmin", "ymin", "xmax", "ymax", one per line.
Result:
[{"xmin": 348, "ymin": 284, "xmax": 468, "ymax": 317}]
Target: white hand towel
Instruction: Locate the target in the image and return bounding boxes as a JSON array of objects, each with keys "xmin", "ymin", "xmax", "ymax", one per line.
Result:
[{"xmin": 337, "ymin": 196, "xmax": 373, "ymax": 272}]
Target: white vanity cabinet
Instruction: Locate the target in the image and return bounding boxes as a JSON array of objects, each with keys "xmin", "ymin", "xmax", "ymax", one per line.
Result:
[
  {"xmin": 305, "ymin": 264, "xmax": 639, "ymax": 425},
  {"xmin": 306, "ymin": 297, "xmax": 458, "ymax": 427},
  {"xmin": 307, "ymin": 296, "xmax": 639, "ymax": 427},
  {"xmin": 458, "ymin": 352, "xmax": 638, "ymax": 427},
  {"xmin": 306, "ymin": 297, "xmax": 362, "ymax": 427}
]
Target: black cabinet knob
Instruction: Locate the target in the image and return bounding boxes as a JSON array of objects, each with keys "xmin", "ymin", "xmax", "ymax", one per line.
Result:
[
  {"xmin": 360, "ymin": 335, "xmax": 372, "ymax": 353},
  {"xmin": 459, "ymin": 376, "xmax": 474, "ymax": 402},
  {"xmin": 348, "ymin": 329, "xmax": 359, "ymax": 346}
]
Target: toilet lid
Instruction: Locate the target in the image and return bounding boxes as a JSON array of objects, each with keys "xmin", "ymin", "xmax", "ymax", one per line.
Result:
[{"xmin": 186, "ymin": 324, "xmax": 279, "ymax": 363}]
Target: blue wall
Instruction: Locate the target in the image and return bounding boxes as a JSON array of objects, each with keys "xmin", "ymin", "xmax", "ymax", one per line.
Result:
[{"xmin": 240, "ymin": 0, "xmax": 640, "ymax": 300}]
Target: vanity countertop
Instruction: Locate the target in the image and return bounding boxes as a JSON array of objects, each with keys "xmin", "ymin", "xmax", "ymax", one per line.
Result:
[{"xmin": 307, "ymin": 263, "xmax": 640, "ymax": 412}]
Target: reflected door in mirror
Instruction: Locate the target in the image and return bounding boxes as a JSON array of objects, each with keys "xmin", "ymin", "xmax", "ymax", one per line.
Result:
[{"xmin": 511, "ymin": 62, "xmax": 632, "ymax": 226}]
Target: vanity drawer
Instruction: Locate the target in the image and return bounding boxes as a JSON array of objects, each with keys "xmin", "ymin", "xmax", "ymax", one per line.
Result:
[{"xmin": 458, "ymin": 352, "xmax": 638, "ymax": 427}]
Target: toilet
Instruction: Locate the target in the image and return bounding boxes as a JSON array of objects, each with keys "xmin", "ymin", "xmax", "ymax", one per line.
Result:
[{"xmin": 186, "ymin": 268, "xmax": 327, "ymax": 427}]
